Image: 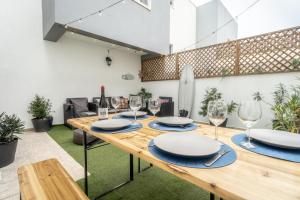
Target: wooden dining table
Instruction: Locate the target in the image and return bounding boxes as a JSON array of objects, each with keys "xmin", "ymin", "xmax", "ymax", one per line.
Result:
[{"xmin": 68, "ymin": 115, "xmax": 300, "ymax": 200}]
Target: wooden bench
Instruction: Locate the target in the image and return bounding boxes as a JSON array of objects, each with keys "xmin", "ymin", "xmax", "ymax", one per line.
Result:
[{"xmin": 18, "ymin": 158, "xmax": 89, "ymax": 200}]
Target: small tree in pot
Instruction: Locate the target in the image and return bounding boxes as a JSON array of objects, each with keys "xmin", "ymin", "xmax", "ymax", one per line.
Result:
[
  {"xmin": 28, "ymin": 95, "xmax": 53, "ymax": 132},
  {"xmin": 199, "ymin": 88, "xmax": 237, "ymax": 127},
  {"xmin": 0, "ymin": 112, "xmax": 24, "ymax": 167},
  {"xmin": 254, "ymin": 82, "xmax": 300, "ymax": 133}
]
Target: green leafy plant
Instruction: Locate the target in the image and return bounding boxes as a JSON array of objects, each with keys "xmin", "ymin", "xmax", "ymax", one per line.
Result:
[
  {"xmin": 199, "ymin": 88, "xmax": 237, "ymax": 117},
  {"xmin": 28, "ymin": 95, "xmax": 53, "ymax": 119},
  {"xmin": 254, "ymin": 81, "xmax": 300, "ymax": 133},
  {"xmin": 0, "ymin": 112, "xmax": 25, "ymax": 144},
  {"xmin": 291, "ymin": 58, "xmax": 300, "ymax": 69},
  {"xmin": 138, "ymin": 88, "xmax": 152, "ymax": 101}
]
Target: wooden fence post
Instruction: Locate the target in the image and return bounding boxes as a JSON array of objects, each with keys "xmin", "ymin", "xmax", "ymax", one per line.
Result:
[
  {"xmin": 235, "ymin": 41, "xmax": 240, "ymax": 75},
  {"xmin": 175, "ymin": 53, "xmax": 180, "ymax": 79}
]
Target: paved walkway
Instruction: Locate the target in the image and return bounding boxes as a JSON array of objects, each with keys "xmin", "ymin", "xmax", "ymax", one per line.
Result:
[{"xmin": 0, "ymin": 131, "xmax": 85, "ymax": 200}]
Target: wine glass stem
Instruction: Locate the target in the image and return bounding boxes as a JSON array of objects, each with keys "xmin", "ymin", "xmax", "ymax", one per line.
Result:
[
  {"xmin": 215, "ymin": 126, "xmax": 218, "ymax": 140},
  {"xmin": 134, "ymin": 110, "xmax": 137, "ymax": 123},
  {"xmin": 247, "ymin": 128, "xmax": 251, "ymax": 144}
]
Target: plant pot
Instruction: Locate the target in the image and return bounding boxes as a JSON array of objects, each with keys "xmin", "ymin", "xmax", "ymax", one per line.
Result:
[
  {"xmin": 295, "ymin": 119, "xmax": 300, "ymax": 133},
  {"xmin": 32, "ymin": 117, "xmax": 52, "ymax": 132},
  {"xmin": 0, "ymin": 138, "xmax": 18, "ymax": 168},
  {"xmin": 209, "ymin": 118, "xmax": 228, "ymax": 127}
]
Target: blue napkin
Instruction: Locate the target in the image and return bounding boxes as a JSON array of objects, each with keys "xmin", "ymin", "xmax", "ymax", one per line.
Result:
[
  {"xmin": 112, "ymin": 115, "xmax": 149, "ymax": 120},
  {"xmin": 148, "ymin": 121, "xmax": 197, "ymax": 132}
]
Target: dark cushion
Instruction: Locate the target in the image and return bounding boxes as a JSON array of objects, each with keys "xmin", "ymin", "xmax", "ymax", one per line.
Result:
[{"xmin": 70, "ymin": 98, "xmax": 89, "ymax": 117}]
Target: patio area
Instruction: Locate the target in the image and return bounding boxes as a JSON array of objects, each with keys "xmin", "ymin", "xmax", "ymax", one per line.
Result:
[{"xmin": 1, "ymin": 0, "xmax": 300, "ymax": 200}]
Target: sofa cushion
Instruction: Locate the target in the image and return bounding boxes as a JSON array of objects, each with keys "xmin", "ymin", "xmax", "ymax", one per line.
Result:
[
  {"xmin": 119, "ymin": 97, "xmax": 129, "ymax": 109},
  {"xmin": 70, "ymin": 99, "xmax": 89, "ymax": 117}
]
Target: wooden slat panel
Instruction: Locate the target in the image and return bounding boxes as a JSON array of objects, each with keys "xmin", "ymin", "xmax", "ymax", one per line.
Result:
[
  {"xmin": 68, "ymin": 116, "xmax": 300, "ymax": 200},
  {"xmin": 141, "ymin": 26, "xmax": 300, "ymax": 81},
  {"xmin": 18, "ymin": 158, "xmax": 89, "ymax": 200}
]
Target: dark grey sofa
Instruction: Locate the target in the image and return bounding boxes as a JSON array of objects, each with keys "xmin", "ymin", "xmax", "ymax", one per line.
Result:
[{"xmin": 63, "ymin": 97, "xmax": 98, "ymax": 128}]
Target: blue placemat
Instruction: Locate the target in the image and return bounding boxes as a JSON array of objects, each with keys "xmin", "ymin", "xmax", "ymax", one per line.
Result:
[
  {"xmin": 149, "ymin": 121, "xmax": 197, "ymax": 132},
  {"xmin": 148, "ymin": 140, "xmax": 237, "ymax": 168},
  {"xmin": 232, "ymin": 134, "xmax": 300, "ymax": 163},
  {"xmin": 112, "ymin": 115, "xmax": 149, "ymax": 120},
  {"xmin": 91, "ymin": 123, "xmax": 142, "ymax": 134}
]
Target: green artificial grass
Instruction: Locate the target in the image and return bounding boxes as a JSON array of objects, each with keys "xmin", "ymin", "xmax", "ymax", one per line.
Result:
[{"xmin": 48, "ymin": 125, "xmax": 209, "ymax": 200}]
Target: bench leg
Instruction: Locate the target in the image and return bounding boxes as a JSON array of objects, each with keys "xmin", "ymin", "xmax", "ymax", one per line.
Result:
[{"xmin": 83, "ymin": 131, "xmax": 88, "ymax": 195}]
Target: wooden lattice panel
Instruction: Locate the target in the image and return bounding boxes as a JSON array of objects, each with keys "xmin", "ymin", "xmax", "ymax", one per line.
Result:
[
  {"xmin": 239, "ymin": 27, "xmax": 300, "ymax": 74},
  {"xmin": 141, "ymin": 54, "xmax": 177, "ymax": 81},
  {"xmin": 141, "ymin": 26, "xmax": 300, "ymax": 81}
]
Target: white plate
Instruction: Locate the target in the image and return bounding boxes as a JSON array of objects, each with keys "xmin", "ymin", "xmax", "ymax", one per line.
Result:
[
  {"xmin": 250, "ymin": 129, "xmax": 300, "ymax": 149},
  {"xmin": 153, "ymin": 132, "xmax": 221, "ymax": 157},
  {"xmin": 156, "ymin": 117, "xmax": 193, "ymax": 126},
  {"xmin": 92, "ymin": 119, "xmax": 132, "ymax": 130},
  {"xmin": 120, "ymin": 111, "xmax": 147, "ymax": 117}
]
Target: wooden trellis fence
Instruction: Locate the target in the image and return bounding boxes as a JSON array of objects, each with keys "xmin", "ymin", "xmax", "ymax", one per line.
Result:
[{"xmin": 141, "ymin": 26, "xmax": 300, "ymax": 82}]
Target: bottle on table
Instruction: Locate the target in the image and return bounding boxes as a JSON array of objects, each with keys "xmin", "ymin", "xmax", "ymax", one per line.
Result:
[{"xmin": 98, "ymin": 85, "xmax": 108, "ymax": 120}]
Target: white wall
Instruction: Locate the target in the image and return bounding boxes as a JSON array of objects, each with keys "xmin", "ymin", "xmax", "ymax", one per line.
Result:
[
  {"xmin": 220, "ymin": 0, "xmax": 300, "ymax": 38},
  {"xmin": 170, "ymin": 0, "xmax": 196, "ymax": 53},
  {"xmin": 196, "ymin": 0, "xmax": 238, "ymax": 48},
  {"xmin": 0, "ymin": 0, "xmax": 141, "ymax": 128},
  {"xmin": 142, "ymin": 72, "xmax": 300, "ymax": 129}
]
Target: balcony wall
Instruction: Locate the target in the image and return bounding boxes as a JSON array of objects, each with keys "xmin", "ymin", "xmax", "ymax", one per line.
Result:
[{"xmin": 42, "ymin": 0, "xmax": 170, "ymax": 55}]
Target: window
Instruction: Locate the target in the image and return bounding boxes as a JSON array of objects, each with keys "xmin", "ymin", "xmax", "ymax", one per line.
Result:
[{"xmin": 134, "ymin": 0, "xmax": 151, "ymax": 10}]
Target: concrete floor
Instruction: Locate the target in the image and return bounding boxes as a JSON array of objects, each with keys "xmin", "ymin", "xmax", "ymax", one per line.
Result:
[{"xmin": 0, "ymin": 131, "xmax": 85, "ymax": 200}]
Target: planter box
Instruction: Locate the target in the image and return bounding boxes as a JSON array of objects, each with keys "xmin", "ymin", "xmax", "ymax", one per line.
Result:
[
  {"xmin": 32, "ymin": 117, "xmax": 52, "ymax": 132},
  {"xmin": 0, "ymin": 138, "xmax": 18, "ymax": 168}
]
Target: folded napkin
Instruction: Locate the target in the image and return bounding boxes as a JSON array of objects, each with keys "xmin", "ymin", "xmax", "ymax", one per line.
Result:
[{"xmin": 148, "ymin": 121, "xmax": 197, "ymax": 132}]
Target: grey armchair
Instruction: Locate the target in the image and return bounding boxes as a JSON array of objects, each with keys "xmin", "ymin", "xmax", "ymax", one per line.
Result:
[{"xmin": 64, "ymin": 98, "xmax": 98, "ymax": 128}]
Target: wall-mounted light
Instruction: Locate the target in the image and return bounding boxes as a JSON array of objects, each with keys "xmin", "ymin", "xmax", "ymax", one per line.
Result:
[{"xmin": 105, "ymin": 50, "xmax": 112, "ymax": 66}]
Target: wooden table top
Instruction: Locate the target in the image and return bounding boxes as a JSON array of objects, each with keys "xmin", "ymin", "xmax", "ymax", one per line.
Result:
[{"xmin": 68, "ymin": 116, "xmax": 300, "ymax": 200}]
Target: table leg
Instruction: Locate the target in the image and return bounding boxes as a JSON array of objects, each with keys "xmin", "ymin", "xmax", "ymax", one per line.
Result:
[
  {"xmin": 138, "ymin": 158, "xmax": 141, "ymax": 173},
  {"xmin": 83, "ymin": 131, "xmax": 88, "ymax": 195},
  {"xmin": 130, "ymin": 154, "xmax": 134, "ymax": 181},
  {"xmin": 210, "ymin": 193, "xmax": 215, "ymax": 200}
]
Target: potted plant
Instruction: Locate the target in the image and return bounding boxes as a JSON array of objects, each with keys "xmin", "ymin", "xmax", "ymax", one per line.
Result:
[
  {"xmin": 137, "ymin": 87, "xmax": 152, "ymax": 113},
  {"xmin": 254, "ymin": 82, "xmax": 300, "ymax": 133},
  {"xmin": 0, "ymin": 112, "xmax": 25, "ymax": 167},
  {"xmin": 28, "ymin": 95, "xmax": 53, "ymax": 132},
  {"xmin": 199, "ymin": 88, "xmax": 237, "ymax": 127}
]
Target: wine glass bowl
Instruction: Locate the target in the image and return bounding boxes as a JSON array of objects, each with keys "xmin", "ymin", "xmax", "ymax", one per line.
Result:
[
  {"xmin": 148, "ymin": 98, "xmax": 161, "ymax": 117},
  {"xmin": 207, "ymin": 100, "xmax": 228, "ymax": 141},
  {"xmin": 111, "ymin": 96, "xmax": 121, "ymax": 113},
  {"xmin": 129, "ymin": 96, "xmax": 142, "ymax": 124},
  {"xmin": 238, "ymin": 100, "xmax": 262, "ymax": 149}
]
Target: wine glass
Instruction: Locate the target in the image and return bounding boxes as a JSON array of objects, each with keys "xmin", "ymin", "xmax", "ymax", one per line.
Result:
[
  {"xmin": 111, "ymin": 96, "xmax": 120, "ymax": 114},
  {"xmin": 238, "ymin": 100, "xmax": 262, "ymax": 149},
  {"xmin": 207, "ymin": 100, "xmax": 228, "ymax": 141},
  {"xmin": 148, "ymin": 98, "xmax": 161, "ymax": 117},
  {"xmin": 129, "ymin": 96, "xmax": 142, "ymax": 125}
]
